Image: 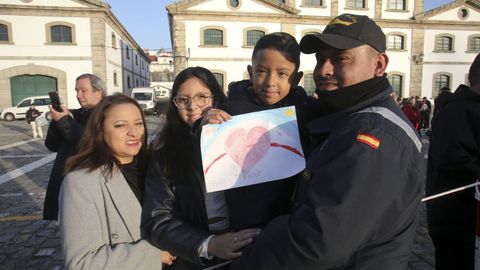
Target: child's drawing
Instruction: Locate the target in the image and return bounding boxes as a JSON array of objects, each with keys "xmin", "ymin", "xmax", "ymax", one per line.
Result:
[{"xmin": 201, "ymin": 106, "xmax": 305, "ymax": 192}]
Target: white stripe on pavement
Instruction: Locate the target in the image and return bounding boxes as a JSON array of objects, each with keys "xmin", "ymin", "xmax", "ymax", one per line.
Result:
[
  {"xmin": 0, "ymin": 138, "xmax": 40, "ymax": 151},
  {"xmin": 0, "ymin": 134, "xmax": 26, "ymax": 136},
  {"xmin": 0, "ymin": 153, "xmax": 56, "ymax": 185}
]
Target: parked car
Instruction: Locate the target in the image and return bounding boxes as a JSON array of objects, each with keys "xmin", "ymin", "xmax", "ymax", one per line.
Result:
[
  {"xmin": 0, "ymin": 95, "xmax": 53, "ymax": 121},
  {"xmin": 131, "ymin": 87, "xmax": 156, "ymax": 114}
]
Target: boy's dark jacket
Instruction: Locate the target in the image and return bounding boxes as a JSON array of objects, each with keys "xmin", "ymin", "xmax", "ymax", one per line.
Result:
[{"xmin": 221, "ymin": 80, "xmax": 318, "ymax": 230}]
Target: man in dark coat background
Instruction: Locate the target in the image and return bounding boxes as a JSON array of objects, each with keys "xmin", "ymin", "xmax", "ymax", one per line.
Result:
[
  {"xmin": 43, "ymin": 73, "xmax": 106, "ymax": 220},
  {"xmin": 426, "ymin": 53, "xmax": 480, "ymax": 270}
]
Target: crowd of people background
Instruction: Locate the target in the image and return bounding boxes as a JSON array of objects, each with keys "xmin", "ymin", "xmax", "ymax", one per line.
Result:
[{"xmin": 33, "ymin": 13, "xmax": 479, "ymax": 270}]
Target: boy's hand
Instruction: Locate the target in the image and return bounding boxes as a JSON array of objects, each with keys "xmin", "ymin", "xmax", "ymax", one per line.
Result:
[{"xmin": 201, "ymin": 108, "xmax": 232, "ymax": 126}]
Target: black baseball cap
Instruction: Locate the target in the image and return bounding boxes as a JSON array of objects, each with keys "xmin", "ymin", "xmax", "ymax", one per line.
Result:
[{"xmin": 300, "ymin": 13, "xmax": 386, "ymax": 54}]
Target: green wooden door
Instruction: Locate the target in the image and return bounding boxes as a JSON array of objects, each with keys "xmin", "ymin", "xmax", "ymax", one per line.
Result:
[{"xmin": 10, "ymin": 75, "xmax": 57, "ymax": 105}]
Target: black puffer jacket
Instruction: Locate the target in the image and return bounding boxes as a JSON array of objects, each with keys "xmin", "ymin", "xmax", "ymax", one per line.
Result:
[
  {"xmin": 426, "ymin": 84, "xmax": 480, "ymax": 237},
  {"xmin": 26, "ymin": 108, "xmax": 40, "ymax": 123},
  {"xmin": 221, "ymin": 80, "xmax": 318, "ymax": 230}
]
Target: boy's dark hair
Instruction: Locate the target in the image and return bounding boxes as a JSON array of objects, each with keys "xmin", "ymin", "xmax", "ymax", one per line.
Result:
[{"xmin": 252, "ymin": 32, "xmax": 301, "ymax": 70}]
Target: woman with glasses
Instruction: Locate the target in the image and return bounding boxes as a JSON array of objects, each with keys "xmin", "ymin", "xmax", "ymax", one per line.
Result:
[
  {"xmin": 59, "ymin": 94, "xmax": 175, "ymax": 269},
  {"xmin": 142, "ymin": 67, "xmax": 260, "ymax": 270}
]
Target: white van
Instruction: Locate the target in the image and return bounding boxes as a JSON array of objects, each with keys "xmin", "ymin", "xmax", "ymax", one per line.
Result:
[
  {"xmin": 131, "ymin": 87, "xmax": 156, "ymax": 114},
  {"xmin": 0, "ymin": 95, "xmax": 52, "ymax": 121}
]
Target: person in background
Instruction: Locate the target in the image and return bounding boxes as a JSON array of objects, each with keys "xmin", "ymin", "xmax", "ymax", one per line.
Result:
[
  {"xmin": 402, "ymin": 97, "xmax": 421, "ymax": 132},
  {"xmin": 419, "ymin": 99, "xmax": 430, "ymax": 130},
  {"xmin": 59, "ymin": 93, "xmax": 173, "ymax": 270},
  {"xmin": 433, "ymin": 86, "xmax": 453, "ymax": 117},
  {"xmin": 43, "ymin": 73, "xmax": 105, "ymax": 220},
  {"xmin": 426, "ymin": 53, "xmax": 480, "ymax": 270},
  {"xmin": 422, "ymin": 96, "xmax": 432, "ymax": 129},
  {"xmin": 26, "ymin": 103, "xmax": 43, "ymax": 138},
  {"xmin": 142, "ymin": 67, "xmax": 260, "ymax": 270},
  {"xmin": 230, "ymin": 13, "xmax": 423, "ymax": 270}
]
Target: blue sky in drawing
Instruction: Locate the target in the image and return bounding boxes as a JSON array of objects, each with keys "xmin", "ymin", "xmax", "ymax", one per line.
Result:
[{"xmin": 201, "ymin": 106, "xmax": 298, "ymax": 151}]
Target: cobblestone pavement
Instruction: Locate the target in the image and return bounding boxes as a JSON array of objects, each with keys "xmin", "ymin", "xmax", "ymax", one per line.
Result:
[{"xmin": 0, "ymin": 118, "xmax": 435, "ymax": 270}]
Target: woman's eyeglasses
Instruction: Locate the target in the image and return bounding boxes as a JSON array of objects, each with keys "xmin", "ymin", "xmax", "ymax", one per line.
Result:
[{"xmin": 173, "ymin": 95, "xmax": 213, "ymax": 109}]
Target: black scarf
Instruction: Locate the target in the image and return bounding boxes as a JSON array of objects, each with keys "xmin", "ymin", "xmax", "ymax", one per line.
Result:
[
  {"xmin": 316, "ymin": 76, "xmax": 390, "ymax": 115},
  {"xmin": 119, "ymin": 158, "xmax": 144, "ymax": 204}
]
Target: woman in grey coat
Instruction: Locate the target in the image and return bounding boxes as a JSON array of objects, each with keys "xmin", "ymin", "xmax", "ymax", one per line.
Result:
[{"xmin": 59, "ymin": 94, "xmax": 174, "ymax": 270}]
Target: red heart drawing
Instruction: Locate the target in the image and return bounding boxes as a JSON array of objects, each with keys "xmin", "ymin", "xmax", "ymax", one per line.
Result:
[{"xmin": 224, "ymin": 126, "xmax": 270, "ymax": 175}]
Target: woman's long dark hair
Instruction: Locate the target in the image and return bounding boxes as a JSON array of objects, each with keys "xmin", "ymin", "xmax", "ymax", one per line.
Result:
[
  {"xmin": 65, "ymin": 93, "xmax": 148, "ymax": 178},
  {"xmin": 149, "ymin": 66, "xmax": 227, "ymax": 182}
]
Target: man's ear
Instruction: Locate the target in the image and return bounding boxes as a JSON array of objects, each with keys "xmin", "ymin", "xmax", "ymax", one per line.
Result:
[
  {"xmin": 375, "ymin": 53, "xmax": 389, "ymax": 77},
  {"xmin": 247, "ymin": 65, "xmax": 253, "ymax": 81},
  {"xmin": 292, "ymin": 71, "xmax": 303, "ymax": 87}
]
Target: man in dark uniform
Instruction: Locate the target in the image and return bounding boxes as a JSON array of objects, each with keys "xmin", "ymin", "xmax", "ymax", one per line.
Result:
[
  {"xmin": 426, "ymin": 53, "xmax": 480, "ymax": 270},
  {"xmin": 43, "ymin": 73, "xmax": 106, "ymax": 220},
  {"xmin": 231, "ymin": 14, "xmax": 424, "ymax": 270}
]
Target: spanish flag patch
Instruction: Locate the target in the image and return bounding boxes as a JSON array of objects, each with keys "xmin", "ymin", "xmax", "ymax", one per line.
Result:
[{"xmin": 356, "ymin": 133, "xmax": 380, "ymax": 150}]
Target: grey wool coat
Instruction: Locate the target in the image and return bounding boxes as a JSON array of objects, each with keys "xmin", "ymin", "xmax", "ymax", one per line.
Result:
[{"xmin": 59, "ymin": 166, "xmax": 162, "ymax": 270}]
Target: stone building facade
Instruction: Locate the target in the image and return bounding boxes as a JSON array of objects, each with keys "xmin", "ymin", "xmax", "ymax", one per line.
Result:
[
  {"xmin": 167, "ymin": 0, "xmax": 480, "ymax": 99},
  {"xmin": 0, "ymin": 0, "xmax": 150, "ymax": 110}
]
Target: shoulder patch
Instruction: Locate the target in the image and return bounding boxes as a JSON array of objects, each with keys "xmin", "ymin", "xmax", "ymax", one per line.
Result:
[
  {"xmin": 300, "ymin": 169, "xmax": 311, "ymax": 182},
  {"xmin": 356, "ymin": 133, "xmax": 380, "ymax": 150}
]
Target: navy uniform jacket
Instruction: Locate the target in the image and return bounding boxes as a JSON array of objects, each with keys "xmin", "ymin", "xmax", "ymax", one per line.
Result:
[{"xmin": 231, "ymin": 87, "xmax": 424, "ymax": 270}]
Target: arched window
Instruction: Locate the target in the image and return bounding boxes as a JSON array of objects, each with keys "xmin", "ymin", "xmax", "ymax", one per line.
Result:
[
  {"xmin": 435, "ymin": 34, "xmax": 454, "ymax": 52},
  {"xmin": 0, "ymin": 23, "xmax": 10, "ymax": 42},
  {"xmin": 212, "ymin": 71, "xmax": 225, "ymax": 91},
  {"xmin": 51, "ymin": 25, "xmax": 72, "ymax": 42},
  {"xmin": 388, "ymin": 0, "xmax": 405, "ymax": 10},
  {"xmin": 244, "ymin": 28, "xmax": 266, "ymax": 47},
  {"xmin": 303, "ymin": 0, "xmax": 322, "ymax": 6},
  {"xmin": 346, "ymin": 0, "xmax": 365, "ymax": 8},
  {"xmin": 467, "ymin": 35, "xmax": 480, "ymax": 53},
  {"xmin": 303, "ymin": 73, "xmax": 316, "ymax": 96},
  {"xmin": 46, "ymin": 22, "xmax": 76, "ymax": 44},
  {"xmin": 113, "ymin": 71, "xmax": 118, "ymax": 86},
  {"xmin": 202, "ymin": 28, "xmax": 225, "ymax": 46},
  {"xmin": 433, "ymin": 73, "xmax": 451, "ymax": 97},
  {"xmin": 111, "ymin": 32, "xmax": 117, "ymax": 49},
  {"xmin": 387, "ymin": 73, "xmax": 403, "ymax": 98},
  {"xmin": 387, "ymin": 34, "xmax": 405, "ymax": 50}
]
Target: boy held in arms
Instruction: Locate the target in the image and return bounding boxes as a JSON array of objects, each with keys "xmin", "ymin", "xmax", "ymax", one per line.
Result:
[{"xmin": 203, "ymin": 32, "xmax": 318, "ymax": 231}]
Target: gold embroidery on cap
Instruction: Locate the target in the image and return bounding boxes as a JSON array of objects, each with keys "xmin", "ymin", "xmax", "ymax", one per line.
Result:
[{"xmin": 327, "ymin": 14, "xmax": 358, "ymax": 27}]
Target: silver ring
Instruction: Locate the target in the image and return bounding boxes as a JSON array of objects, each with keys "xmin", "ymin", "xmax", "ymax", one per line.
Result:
[{"xmin": 234, "ymin": 236, "xmax": 238, "ymax": 241}]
